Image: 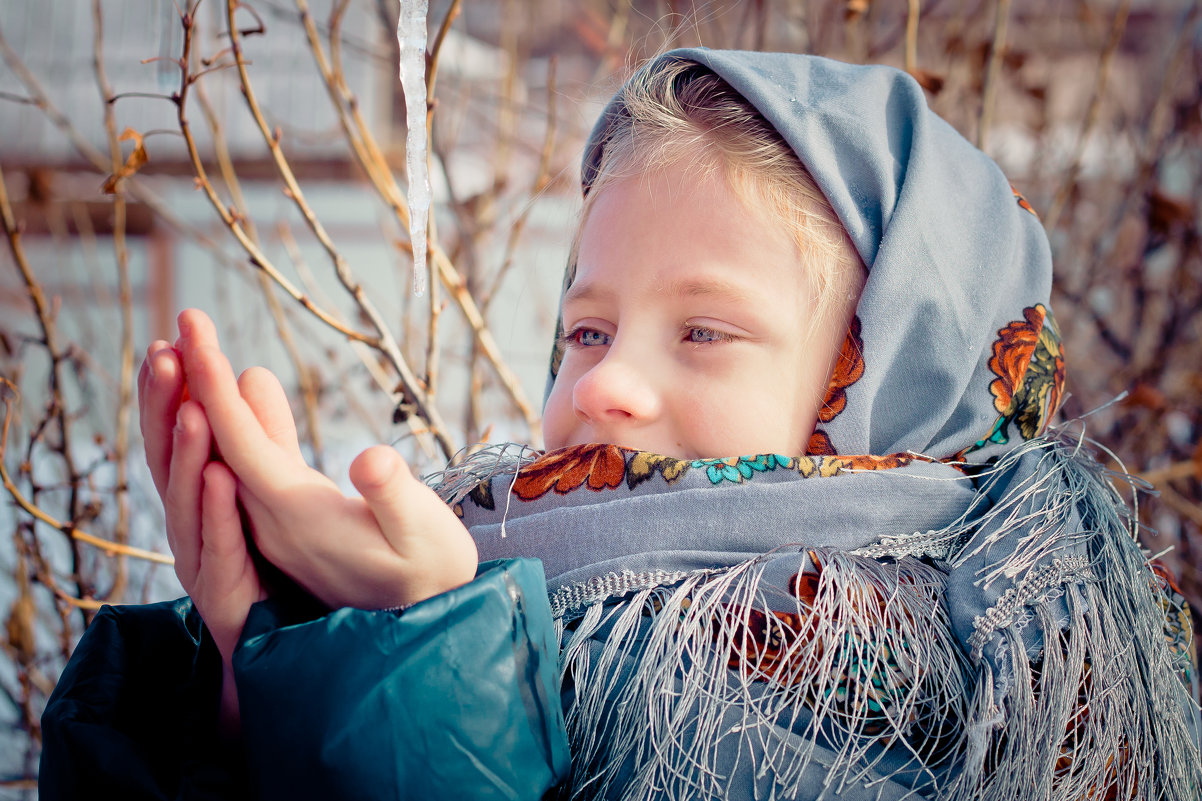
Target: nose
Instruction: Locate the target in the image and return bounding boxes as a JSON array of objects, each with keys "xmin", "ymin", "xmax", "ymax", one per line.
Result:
[{"xmin": 571, "ymin": 345, "xmax": 662, "ymax": 429}]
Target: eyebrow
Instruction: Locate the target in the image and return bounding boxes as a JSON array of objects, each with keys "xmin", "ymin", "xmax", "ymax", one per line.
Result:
[
  {"xmin": 659, "ymin": 277, "xmax": 756, "ymax": 303},
  {"xmin": 562, "ymin": 275, "xmax": 757, "ymax": 306},
  {"xmin": 561, "ymin": 280, "xmax": 614, "ymax": 307}
]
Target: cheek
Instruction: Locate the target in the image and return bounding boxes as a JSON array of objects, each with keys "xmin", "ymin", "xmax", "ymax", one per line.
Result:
[{"xmin": 684, "ymin": 354, "xmax": 818, "ymax": 455}]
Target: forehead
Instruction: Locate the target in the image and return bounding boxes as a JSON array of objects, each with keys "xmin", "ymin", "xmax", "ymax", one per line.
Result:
[{"xmin": 570, "ymin": 164, "xmax": 807, "ymax": 301}]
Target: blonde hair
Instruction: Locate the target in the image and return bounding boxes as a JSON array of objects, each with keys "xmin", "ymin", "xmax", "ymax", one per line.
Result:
[{"xmin": 576, "ymin": 58, "xmax": 863, "ymax": 325}]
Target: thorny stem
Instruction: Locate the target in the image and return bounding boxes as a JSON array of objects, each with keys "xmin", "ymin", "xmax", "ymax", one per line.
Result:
[
  {"xmin": 1159, "ymin": 482, "xmax": 1202, "ymax": 528},
  {"xmin": 426, "ymin": 0, "xmax": 461, "ymax": 106},
  {"xmin": 1073, "ymin": 0, "xmax": 1200, "ymax": 299},
  {"xmin": 419, "ymin": 0, "xmax": 462, "ymax": 410},
  {"xmin": 222, "ymin": 0, "xmax": 456, "ymax": 458},
  {"xmin": 92, "ymin": 0, "xmax": 134, "ymax": 603},
  {"xmin": 424, "ymin": 215, "xmax": 442, "ymax": 416}
]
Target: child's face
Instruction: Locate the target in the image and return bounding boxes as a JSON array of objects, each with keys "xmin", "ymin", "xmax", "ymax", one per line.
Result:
[{"xmin": 543, "ymin": 162, "xmax": 856, "ymax": 460}]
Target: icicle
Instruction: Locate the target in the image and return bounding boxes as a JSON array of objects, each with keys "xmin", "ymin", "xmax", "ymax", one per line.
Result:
[{"xmin": 397, "ymin": 0, "xmax": 430, "ymax": 296}]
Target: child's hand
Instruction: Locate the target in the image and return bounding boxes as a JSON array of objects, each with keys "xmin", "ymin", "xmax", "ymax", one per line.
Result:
[
  {"xmin": 175, "ymin": 309, "xmax": 478, "ymax": 611},
  {"xmin": 138, "ymin": 341, "xmax": 266, "ymax": 678}
]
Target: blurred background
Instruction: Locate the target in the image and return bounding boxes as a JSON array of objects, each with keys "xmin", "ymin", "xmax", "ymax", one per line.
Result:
[{"xmin": 1, "ymin": 0, "xmax": 1199, "ymax": 792}]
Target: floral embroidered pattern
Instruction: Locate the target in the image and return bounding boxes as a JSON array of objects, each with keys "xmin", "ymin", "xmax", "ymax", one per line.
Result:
[
  {"xmin": 807, "ymin": 430, "xmax": 837, "ymax": 456},
  {"xmin": 471, "ymin": 442, "xmax": 918, "ymax": 508},
  {"xmin": 818, "ymin": 316, "xmax": 865, "ymax": 424},
  {"xmin": 626, "ymin": 452, "xmax": 690, "ymax": 489},
  {"xmin": 1150, "ymin": 560, "xmax": 1197, "ymax": 690},
  {"xmin": 511, "ymin": 443, "xmax": 626, "ymax": 500},
  {"xmin": 796, "ymin": 455, "xmax": 843, "ymax": 479},
  {"xmin": 690, "ymin": 454, "xmax": 796, "ymax": 484},
  {"xmin": 962, "ymin": 304, "xmax": 1067, "ymax": 458},
  {"xmin": 828, "ymin": 452, "xmax": 918, "ymax": 472},
  {"xmin": 809, "ymin": 317, "xmax": 866, "ymax": 457}
]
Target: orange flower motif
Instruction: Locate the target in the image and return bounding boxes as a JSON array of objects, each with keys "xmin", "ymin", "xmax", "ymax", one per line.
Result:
[
  {"xmin": 806, "ymin": 430, "xmax": 838, "ymax": 456},
  {"xmin": 1011, "ymin": 184, "xmax": 1038, "ymax": 217},
  {"xmin": 988, "ymin": 305, "xmax": 1046, "ymax": 416},
  {"xmin": 818, "ymin": 316, "xmax": 865, "ymax": 423},
  {"xmin": 511, "ymin": 443, "xmax": 627, "ymax": 501},
  {"xmin": 828, "ymin": 452, "xmax": 918, "ymax": 472}
]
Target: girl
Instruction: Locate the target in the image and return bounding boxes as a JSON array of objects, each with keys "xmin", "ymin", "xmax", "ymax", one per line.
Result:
[{"xmin": 43, "ymin": 49, "xmax": 1200, "ymax": 801}]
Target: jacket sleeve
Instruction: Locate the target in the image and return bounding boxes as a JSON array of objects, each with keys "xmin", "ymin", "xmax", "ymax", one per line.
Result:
[
  {"xmin": 39, "ymin": 597, "xmax": 250, "ymax": 801},
  {"xmin": 234, "ymin": 556, "xmax": 570, "ymax": 801},
  {"xmin": 40, "ymin": 558, "xmax": 571, "ymax": 801}
]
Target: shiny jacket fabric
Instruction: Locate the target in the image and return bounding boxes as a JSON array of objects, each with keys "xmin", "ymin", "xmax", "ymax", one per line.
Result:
[{"xmin": 40, "ymin": 558, "xmax": 571, "ymax": 800}]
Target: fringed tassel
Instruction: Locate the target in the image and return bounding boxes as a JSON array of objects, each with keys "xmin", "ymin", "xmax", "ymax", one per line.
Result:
[
  {"xmin": 945, "ymin": 438, "xmax": 1201, "ymax": 801},
  {"xmin": 556, "ymin": 552, "xmax": 971, "ymax": 800},
  {"xmin": 423, "ymin": 442, "xmax": 537, "ymax": 505}
]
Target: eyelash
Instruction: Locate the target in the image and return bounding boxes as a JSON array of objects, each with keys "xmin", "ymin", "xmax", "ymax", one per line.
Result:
[
  {"xmin": 560, "ymin": 327, "xmax": 612, "ymax": 348},
  {"xmin": 559, "ymin": 325, "xmax": 737, "ymax": 348},
  {"xmin": 685, "ymin": 326, "xmax": 735, "ymax": 345}
]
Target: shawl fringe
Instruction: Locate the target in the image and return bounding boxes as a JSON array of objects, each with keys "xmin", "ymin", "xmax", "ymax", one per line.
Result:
[
  {"xmin": 941, "ymin": 434, "xmax": 1201, "ymax": 801},
  {"xmin": 546, "ymin": 436, "xmax": 1200, "ymax": 800},
  {"xmin": 555, "ymin": 553, "xmax": 967, "ymax": 800}
]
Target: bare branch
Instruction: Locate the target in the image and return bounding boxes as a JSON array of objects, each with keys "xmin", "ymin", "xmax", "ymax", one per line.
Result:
[
  {"xmin": 1, "ymin": 380, "xmax": 173, "ymax": 567},
  {"xmin": 977, "ymin": 0, "xmax": 1011, "ymax": 151},
  {"xmin": 92, "ymin": 0, "xmax": 135, "ymax": 603},
  {"xmin": 314, "ymin": 0, "xmax": 542, "ymax": 443},
  {"xmin": 904, "ymin": 0, "xmax": 919, "ymax": 75},
  {"xmin": 223, "ymin": 0, "xmax": 456, "ymax": 457},
  {"xmin": 1043, "ymin": 0, "xmax": 1132, "ymax": 231}
]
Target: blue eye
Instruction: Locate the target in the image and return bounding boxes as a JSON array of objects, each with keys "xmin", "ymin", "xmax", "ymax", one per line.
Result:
[
  {"xmin": 688, "ymin": 327, "xmax": 728, "ymax": 343},
  {"xmin": 571, "ymin": 328, "xmax": 612, "ymax": 347}
]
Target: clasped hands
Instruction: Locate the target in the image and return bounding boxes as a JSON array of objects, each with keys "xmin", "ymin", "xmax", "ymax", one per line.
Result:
[{"xmin": 138, "ymin": 309, "xmax": 478, "ymax": 676}]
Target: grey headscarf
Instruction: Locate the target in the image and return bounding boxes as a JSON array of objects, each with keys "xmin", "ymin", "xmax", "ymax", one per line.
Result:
[{"xmin": 440, "ymin": 50, "xmax": 1199, "ymax": 801}]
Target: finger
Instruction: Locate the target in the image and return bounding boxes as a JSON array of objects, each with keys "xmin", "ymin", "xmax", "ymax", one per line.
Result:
[
  {"xmin": 350, "ymin": 445, "xmax": 477, "ymax": 603},
  {"xmin": 199, "ymin": 461, "xmax": 261, "ymax": 663},
  {"xmin": 140, "ymin": 342, "xmax": 184, "ymax": 500},
  {"xmin": 176, "ymin": 309, "xmax": 278, "ymax": 486},
  {"xmin": 137, "ymin": 344, "xmax": 152, "ymax": 449},
  {"xmin": 164, "ymin": 400, "xmax": 210, "ymax": 588},
  {"xmin": 232, "ymin": 484, "xmax": 277, "ymax": 565},
  {"xmin": 238, "ymin": 367, "xmax": 303, "ymax": 461},
  {"xmin": 199, "ymin": 462, "xmax": 252, "ymax": 569},
  {"xmin": 136, "ymin": 341, "xmax": 156, "ymax": 418},
  {"xmin": 349, "ymin": 446, "xmax": 415, "ymax": 535}
]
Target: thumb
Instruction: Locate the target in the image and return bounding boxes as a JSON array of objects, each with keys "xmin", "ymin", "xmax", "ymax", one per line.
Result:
[
  {"xmin": 349, "ymin": 446, "xmax": 415, "ymax": 536},
  {"xmin": 352, "ymin": 447, "xmax": 478, "ymax": 604}
]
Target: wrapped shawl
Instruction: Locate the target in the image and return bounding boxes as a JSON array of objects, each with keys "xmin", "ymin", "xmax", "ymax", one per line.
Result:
[{"xmin": 433, "ymin": 50, "xmax": 1200, "ymax": 800}]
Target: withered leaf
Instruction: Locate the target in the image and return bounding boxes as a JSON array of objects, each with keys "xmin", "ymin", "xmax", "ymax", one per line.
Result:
[{"xmin": 101, "ymin": 128, "xmax": 149, "ymax": 194}]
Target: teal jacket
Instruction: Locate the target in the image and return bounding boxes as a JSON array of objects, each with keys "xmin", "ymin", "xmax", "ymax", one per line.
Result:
[{"xmin": 40, "ymin": 558, "xmax": 572, "ymax": 800}]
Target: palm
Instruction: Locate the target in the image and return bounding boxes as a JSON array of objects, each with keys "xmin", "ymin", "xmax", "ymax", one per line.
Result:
[{"xmin": 174, "ymin": 310, "xmax": 477, "ymax": 612}]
